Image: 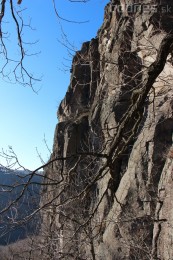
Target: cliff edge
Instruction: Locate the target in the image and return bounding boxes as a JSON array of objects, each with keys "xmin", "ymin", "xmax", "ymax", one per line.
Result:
[{"xmin": 42, "ymin": 1, "xmax": 173, "ymax": 259}]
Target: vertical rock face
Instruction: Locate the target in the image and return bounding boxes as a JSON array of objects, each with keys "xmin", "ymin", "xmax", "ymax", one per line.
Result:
[{"xmin": 43, "ymin": 1, "xmax": 173, "ymax": 259}]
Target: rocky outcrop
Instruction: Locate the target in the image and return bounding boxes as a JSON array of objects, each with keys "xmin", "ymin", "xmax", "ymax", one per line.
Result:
[{"xmin": 42, "ymin": 1, "xmax": 173, "ymax": 259}]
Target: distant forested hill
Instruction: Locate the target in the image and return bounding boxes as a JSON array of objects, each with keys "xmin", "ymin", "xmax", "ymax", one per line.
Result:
[{"xmin": 0, "ymin": 167, "xmax": 42, "ymax": 245}]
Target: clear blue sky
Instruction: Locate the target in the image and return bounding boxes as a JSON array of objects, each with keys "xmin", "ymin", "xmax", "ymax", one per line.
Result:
[{"xmin": 0, "ymin": 0, "xmax": 109, "ymax": 170}]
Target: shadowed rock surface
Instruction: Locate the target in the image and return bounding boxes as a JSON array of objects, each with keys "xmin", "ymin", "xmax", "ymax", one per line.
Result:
[{"xmin": 41, "ymin": 1, "xmax": 173, "ymax": 259}]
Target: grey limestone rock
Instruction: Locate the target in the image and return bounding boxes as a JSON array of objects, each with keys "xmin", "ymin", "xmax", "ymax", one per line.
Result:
[{"xmin": 42, "ymin": 1, "xmax": 173, "ymax": 259}]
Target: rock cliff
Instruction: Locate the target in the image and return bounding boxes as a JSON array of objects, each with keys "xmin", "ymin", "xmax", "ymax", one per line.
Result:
[{"xmin": 42, "ymin": 1, "xmax": 173, "ymax": 259}]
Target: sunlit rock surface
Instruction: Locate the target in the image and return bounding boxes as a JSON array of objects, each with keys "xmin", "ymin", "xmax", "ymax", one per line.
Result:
[{"xmin": 42, "ymin": 1, "xmax": 173, "ymax": 259}]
